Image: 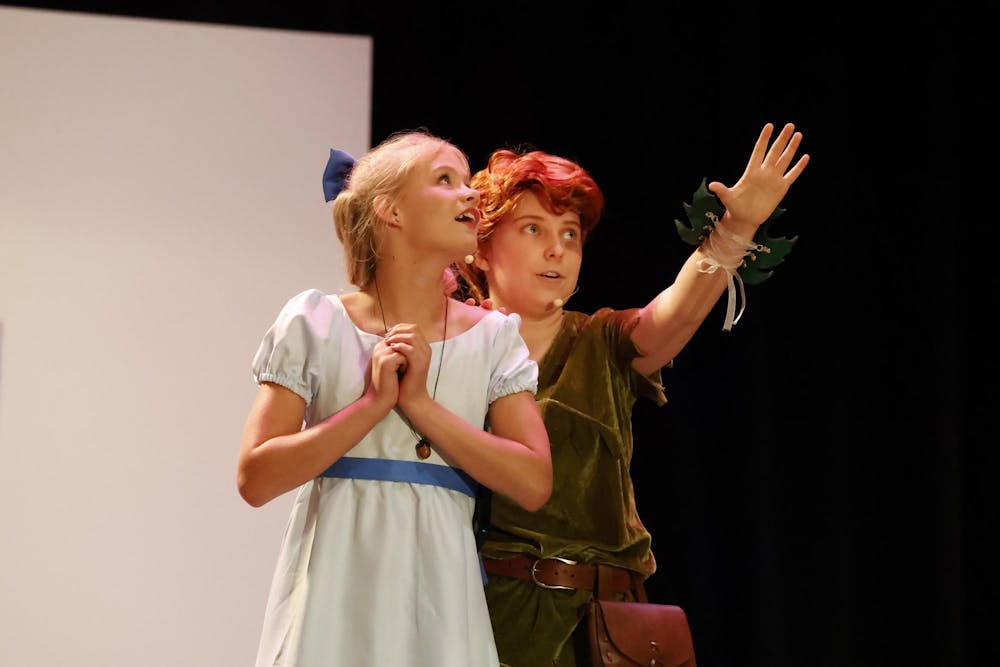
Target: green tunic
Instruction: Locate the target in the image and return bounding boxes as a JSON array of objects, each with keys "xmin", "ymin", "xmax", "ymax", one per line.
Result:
[{"xmin": 482, "ymin": 307, "xmax": 667, "ymax": 667}]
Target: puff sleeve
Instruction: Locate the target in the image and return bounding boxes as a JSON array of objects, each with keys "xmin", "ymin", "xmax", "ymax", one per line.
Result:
[
  {"xmin": 487, "ymin": 313, "xmax": 538, "ymax": 404},
  {"xmin": 250, "ymin": 289, "xmax": 335, "ymax": 406}
]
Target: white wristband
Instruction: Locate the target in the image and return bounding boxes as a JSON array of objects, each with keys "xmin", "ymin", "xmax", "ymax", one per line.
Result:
[{"xmin": 696, "ymin": 213, "xmax": 770, "ymax": 331}]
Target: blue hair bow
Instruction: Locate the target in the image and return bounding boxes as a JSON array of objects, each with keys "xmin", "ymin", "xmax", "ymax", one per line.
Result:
[{"xmin": 323, "ymin": 149, "xmax": 357, "ymax": 202}]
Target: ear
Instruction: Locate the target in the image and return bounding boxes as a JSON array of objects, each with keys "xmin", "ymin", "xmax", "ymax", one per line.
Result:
[
  {"xmin": 473, "ymin": 248, "xmax": 490, "ymax": 272},
  {"xmin": 373, "ymin": 194, "xmax": 400, "ymax": 227}
]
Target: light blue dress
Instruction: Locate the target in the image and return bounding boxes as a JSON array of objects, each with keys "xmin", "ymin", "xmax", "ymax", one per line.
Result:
[{"xmin": 250, "ymin": 289, "xmax": 537, "ymax": 667}]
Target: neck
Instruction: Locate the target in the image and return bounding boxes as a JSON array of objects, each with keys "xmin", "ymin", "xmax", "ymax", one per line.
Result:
[
  {"xmin": 507, "ymin": 305, "xmax": 564, "ymax": 363},
  {"xmin": 368, "ymin": 264, "xmax": 450, "ymax": 339}
]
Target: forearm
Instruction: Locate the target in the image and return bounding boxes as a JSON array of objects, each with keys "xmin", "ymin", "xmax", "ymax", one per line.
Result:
[
  {"xmin": 403, "ymin": 395, "xmax": 552, "ymax": 511},
  {"xmin": 651, "ymin": 248, "xmax": 730, "ymax": 328},
  {"xmin": 238, "ymin": 394, "xmax": 390, "ymax": 507},
  {"xmin": 632, "ymin": 210, "xmax": 765, "ymax": 371},
  {"xmin": 630, "ymin": 246, "xmax": 729, "ymax": 372}
]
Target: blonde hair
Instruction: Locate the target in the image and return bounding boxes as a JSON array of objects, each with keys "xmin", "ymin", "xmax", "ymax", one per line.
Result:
[{"xmin": 331, "ymin": 129, "xmax": 462, "ymax": 288}]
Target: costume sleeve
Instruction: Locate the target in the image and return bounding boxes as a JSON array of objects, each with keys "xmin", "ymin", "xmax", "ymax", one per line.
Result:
[
  {"xmin": 592, "ymin": 307, "xmax": 668, "ymax": 406},
  {"xmin": 250, "ymin": 289, "xmax": 333, "ymax": 405},
  {"xmin": 487, "ymin": 313, "xmax": 539, "ymax": 404}
]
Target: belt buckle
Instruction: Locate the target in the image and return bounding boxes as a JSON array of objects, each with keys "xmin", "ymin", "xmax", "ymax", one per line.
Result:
[{"xmin": 530, "ymin": 556, "xmax": 577, "ymax": 590}]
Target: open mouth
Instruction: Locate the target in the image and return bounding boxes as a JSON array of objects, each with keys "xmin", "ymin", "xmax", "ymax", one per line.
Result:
[{"xmin": 456, "ymin": 209, "xmax": 481, "ymax": 226}]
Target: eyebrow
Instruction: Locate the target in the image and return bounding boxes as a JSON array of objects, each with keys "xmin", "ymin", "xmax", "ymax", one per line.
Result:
[
  {"xmin": 429, "ymin": 163, "xmax": 470, "ymax": 180},
  {"xmin": 512, "ymin": 213, "xmax": 581, "ymax": 229}
]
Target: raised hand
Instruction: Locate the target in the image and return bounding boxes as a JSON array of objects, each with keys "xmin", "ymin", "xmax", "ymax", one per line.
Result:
[{"xmin": 708, "ymin": 122, "xmax": 809, "ymax": 229}]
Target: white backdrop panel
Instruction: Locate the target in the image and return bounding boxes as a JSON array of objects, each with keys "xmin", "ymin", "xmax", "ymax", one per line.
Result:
[{"xmin": 0, "ymin": 7, "xmax": 369, "ymax": 665}]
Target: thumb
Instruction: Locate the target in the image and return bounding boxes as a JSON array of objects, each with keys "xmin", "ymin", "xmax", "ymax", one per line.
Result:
[{"xmin": 707, "ymin": 181, "xmax": 731, "ymax": 207}]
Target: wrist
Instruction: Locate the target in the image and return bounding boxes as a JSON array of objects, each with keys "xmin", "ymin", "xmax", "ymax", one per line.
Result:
[
  {"xmin": 718, "ymin": 211, "xmax": 760, "ymax": 239},
  {"xmin": 699, "ymin": 212, "xmax": 767, "ymax": 271},
  {"xmin": 360, "ymin": 389, "xmax": 396, "ymax": 421},
  {"xmin": 398, "ymin": 392, "xmax": 435, "ymax": 419}
]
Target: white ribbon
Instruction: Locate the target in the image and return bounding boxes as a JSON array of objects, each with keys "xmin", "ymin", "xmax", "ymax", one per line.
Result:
[
  {"xmin": 696, "ymin": 215, "xmax": 768, "ymax": 332},
  {"xmin": 695, "ymin": 257, "xmax": 746, "ymax": 331}
]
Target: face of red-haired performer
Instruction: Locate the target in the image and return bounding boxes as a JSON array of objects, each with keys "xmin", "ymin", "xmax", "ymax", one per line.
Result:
[{"xmin": 476, "ymin": 190, "xmax": 582, "ymax": 317}]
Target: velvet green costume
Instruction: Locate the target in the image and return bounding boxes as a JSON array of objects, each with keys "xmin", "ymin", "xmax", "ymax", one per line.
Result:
[{"xmin": 481, "ymin": 307, "xmax": 667, "ymax": 667}]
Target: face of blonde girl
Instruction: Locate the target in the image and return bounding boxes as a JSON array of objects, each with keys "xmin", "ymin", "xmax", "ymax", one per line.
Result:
[{"xmin": 394, "ymin": 145, "xmax": 481, "ymax": 259}]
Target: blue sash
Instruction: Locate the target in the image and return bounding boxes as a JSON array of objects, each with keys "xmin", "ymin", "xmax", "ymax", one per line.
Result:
[
  {"xmin": 321, "ymin": 456, "xmax": 478, "ymax": 498},
  {"xmin": 321, "ymin": 456, "xmax": 487, "ymax": 583}
]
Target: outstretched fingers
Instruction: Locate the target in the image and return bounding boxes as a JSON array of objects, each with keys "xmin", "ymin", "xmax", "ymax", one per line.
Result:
[
  {"xmin": 763, "ymin": 123, "xmax": 796, "ymax": 167},
  {"xmin": 783, "ymin": 151, "xmax": 810, "ymax": 185},
  {"xmin": 746, "ymin": 122, "xmax": 776, "ymax": 171},
  {"xmin": 763, "ymin": 123, "xmax": 810, "ymax": 185}
]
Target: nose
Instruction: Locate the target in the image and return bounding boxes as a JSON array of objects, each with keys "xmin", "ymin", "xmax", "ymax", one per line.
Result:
[
  {"xmin": 545, "ymin": 238, "xmax": 565, "ymax": 259},
  {"xmin": 463, "ymin": 184, "xmax": 480, "ymax": 206}
]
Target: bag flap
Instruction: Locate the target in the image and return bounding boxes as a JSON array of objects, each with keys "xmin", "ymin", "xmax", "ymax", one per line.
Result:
[{"xmin": 598, "ymin": 600, "xmax": 695, "ymax": 666}]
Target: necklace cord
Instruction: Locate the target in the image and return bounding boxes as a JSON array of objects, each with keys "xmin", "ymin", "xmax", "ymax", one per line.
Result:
[{"xmin": 374, "ymin": 279, "xmax": 447, "ymax": 458}]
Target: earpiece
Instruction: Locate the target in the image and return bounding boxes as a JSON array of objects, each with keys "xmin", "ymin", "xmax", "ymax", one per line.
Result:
[{"xmin": 464, "ymin": 254, "xmax": 475, "ymax": 265}]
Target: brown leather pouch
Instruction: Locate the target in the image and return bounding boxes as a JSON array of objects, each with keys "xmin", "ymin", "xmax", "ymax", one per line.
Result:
[{"xmin": 584, "ymin": 599, "xmax": 696, "ymax": 667}]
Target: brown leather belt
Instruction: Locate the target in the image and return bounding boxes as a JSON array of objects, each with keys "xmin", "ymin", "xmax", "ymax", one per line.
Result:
[{"xmin": 482, "ymin": 556, "xmax": 639, "ymax": 598}]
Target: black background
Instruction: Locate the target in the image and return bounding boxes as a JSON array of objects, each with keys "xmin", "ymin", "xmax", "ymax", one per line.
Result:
[{"xmin": 5, "ymin": 3, "xmax": 985, "ymax": 665}]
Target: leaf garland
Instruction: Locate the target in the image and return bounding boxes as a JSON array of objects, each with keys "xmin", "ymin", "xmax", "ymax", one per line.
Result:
[{"xmin": 673, "ymin": 178, "xmax": 797, "ymax": 285}]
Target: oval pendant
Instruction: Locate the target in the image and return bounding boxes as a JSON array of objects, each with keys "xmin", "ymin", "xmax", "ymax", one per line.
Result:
[{"xmin": 415, "ymin": 439, "xmax": 432, "ymax": 460}]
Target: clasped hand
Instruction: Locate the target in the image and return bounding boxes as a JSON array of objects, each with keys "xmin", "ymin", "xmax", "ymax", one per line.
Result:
[{"xmin": 368, "ymin": 323, "xmax": 432, "ymax": 412}]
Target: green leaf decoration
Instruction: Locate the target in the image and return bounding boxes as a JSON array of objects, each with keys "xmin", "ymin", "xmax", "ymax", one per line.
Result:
[
  {"xmin": 673, "ymin": 178, "xmax": 721, "ymax": 246},
  {"xmin": 674, "ymin": 178, "xmax": 797, "ymax": 285}
]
